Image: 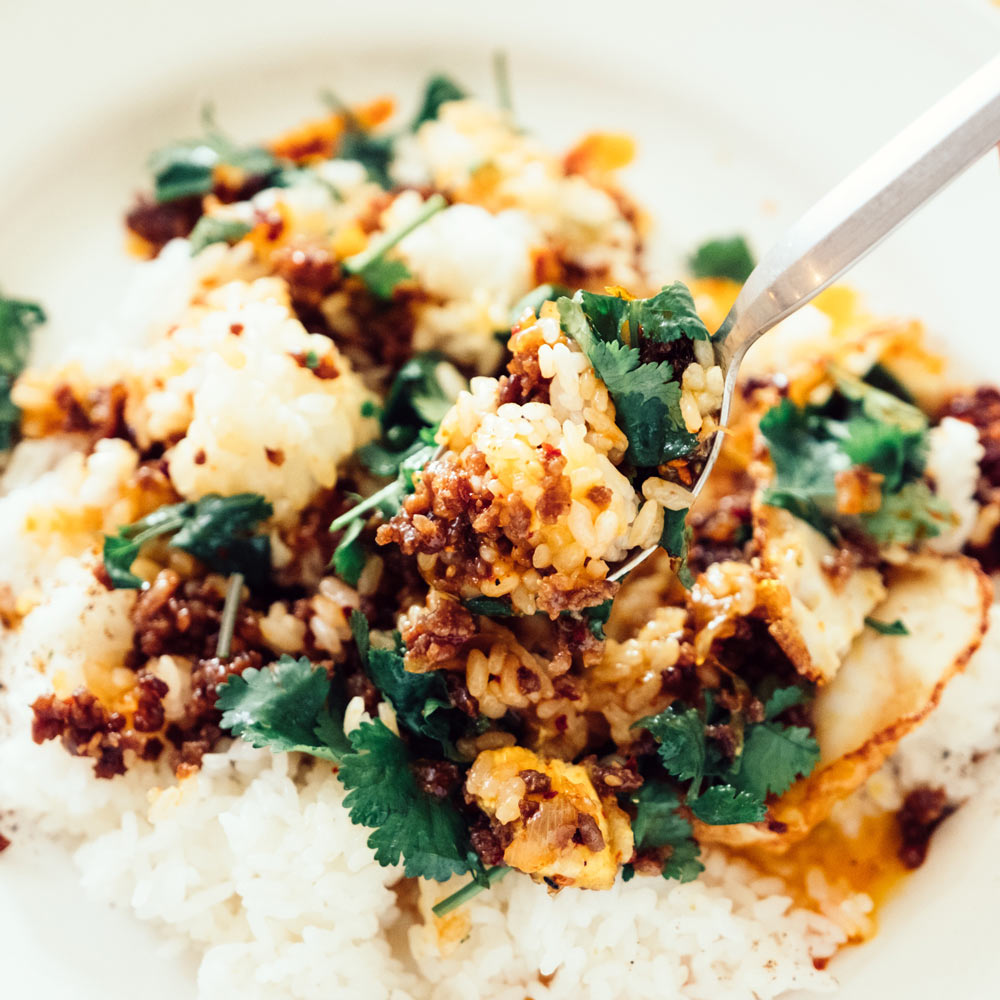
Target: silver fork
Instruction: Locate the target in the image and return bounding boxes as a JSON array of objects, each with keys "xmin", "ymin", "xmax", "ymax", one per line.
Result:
[{"xmin": 610, "ymin": 52, "xmax": 1000, "ymax": 581}]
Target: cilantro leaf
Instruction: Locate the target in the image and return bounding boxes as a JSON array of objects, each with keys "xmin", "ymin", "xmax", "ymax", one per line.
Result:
[
  {"xmin": 188, "ymin": 216, "xmax": 252, "ymax": 254},
  {"xmin": 864, "ymin": 616, "xmax": 910, "ymax": 636},
  {"xmin": 763, "ymin": 685, "xmax": 810, "ymax": 720},
  {"xmin": 508, "ymin": 284, "xmax": 570, "ymax": 326},
  {"xmin": 583, "ymin": 599, "xmax": 613, "ymax": 640},
  {"xmin": 350, "ymin": 611, "xmax": 462, "ymax": 753},
  {"xmin": 558, "ymin": 295, "xmax": 697, "ymax": 467},
  {"xmin": 103, "ymin": 493, "xmax": 273, "ymax": 589},
  {"xmin": 630, "ymin": 283, "xmax": 711, "ymax": 344},
  {"xmin": 635, "ymin": 706, "xmax": 705, "ymax": 786},
  {"xmin": 217, "ymin": 656, "xmax": 349, "ymax": 761},
  {"xmin": 759, "ymin": 379, "xmax": 948, "ymax": 547},
  {"xmin": 340, "ymin": 719, "xmax": 482, "ymax": 881},
  {"xmin": 688, "ymin": 235, "xmax": 756, "ymax": 284},
  {"xmin": 464, "ymin": 596, "xmax": 517, "ymax": 617},
  {"xmin": 660, "ymin": 507, "xmax": 694, "ymax": 587},
  {"xmin": 148, "ymin": 114, "xmax": 280, "ymax": 204},
  {"xmin": 689, "ymin": 785, "xmax": 766, "ymax": 825},
  {"xmin": 343, "ymin": 193, "xmax": 446, "ymax": 299},
  {"xmin": 338, "ymin": 129, "xmax": 395, "ymax": 188},
  {"xmin": 411, "ymin": 74, "xmax": 467, "ymax": 130},
  {"xmin": 735, "ymin": 721, "xmax": 819, "ymax": 800},
  {"xmin": 629, "ymin": 778, "xmax": 704, "ymax": 883},
  {"xmin": 332, "ymin": 517, "xmax": 366, "ymax": 586},
  {"xmin": 0, "ymin": 292, "xmax": 46, "ymax": 452}
]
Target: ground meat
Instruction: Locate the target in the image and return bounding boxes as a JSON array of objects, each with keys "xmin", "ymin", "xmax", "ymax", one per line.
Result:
[
  {"xmin": 468, "ymin": 815, "xmax": 507, "ymax": 867},
  {"xmin": 413, "ymin": 760, "xmax": 461, "ymax": 800},
  {"xmin": 443, "ymin": 670, "xmax": 480, "ymax": 718},
  {"xmin": 639, "ymin": 333, "xmax": 695, "ymax": 374},
  {"xmin": 687, "ymin": 490, "xmax": 754, "ymax": 575},
  {"xmin": 132, "ymin": 672, "xmax": 169, "ymax": 732},
  {"xmin": 519, "ymin": 798, "xmax": 541, "ymax": 820},
  {"xmin": 516, "ymin": 665, "xmax": 541, "ymax": 695},
  {"xmin": 572, "ymin": 812, "xmax": 606, "ymax": 852},
  {"xmin": 130, "ymin": 569, "xmax": 262, "ymax": 660},
  {"xmin": 586, "ymin": 760, "xmax": 643, "ymax": 798},
  {"xmin": 535, "ymin": 577, "xmax": 617, "ymax": 618},
  {"xmin": 30, "ymin": 689, "xmax": 157, "ymax": 779},
  {"xmin": 272, "ymin": 243, "xmax": 339, "ymax": 308},
  {"xmin": 536, "ymin": 445, "xmax": 571, "ymax": 524},
  {"xmin": 0, "ymin": 831, "xmax": 9, "ymax": 853},
  {"xmin": 518, "ymin": 769, "xmax": 553, "ymax": 796},
  {"xmin": 125, "ymin": 195, "xmax": 203, "ymax": 253},
  {"xmin": 400, "ymin": 593, "xmax": 478, "ymax": 668},
  {"xmin": 897, "ymin": 786, "xmax": 954, "ymax": 869}
]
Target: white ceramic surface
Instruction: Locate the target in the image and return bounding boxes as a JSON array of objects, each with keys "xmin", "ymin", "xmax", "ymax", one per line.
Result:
[{"xmin": 1, "ymin": 0, "xmax": 999, "ymax": 996}]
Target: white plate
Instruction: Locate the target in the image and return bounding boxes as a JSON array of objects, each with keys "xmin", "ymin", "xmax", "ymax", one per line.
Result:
[{"xmin": 2, "ymin": 1, "xmax": 999, "ymax": 996}]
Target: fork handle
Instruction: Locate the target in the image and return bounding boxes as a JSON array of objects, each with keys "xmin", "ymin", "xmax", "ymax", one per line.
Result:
[{"xmin": 714, "ymin": 53, "xmax": 1000, "ymax": 369}]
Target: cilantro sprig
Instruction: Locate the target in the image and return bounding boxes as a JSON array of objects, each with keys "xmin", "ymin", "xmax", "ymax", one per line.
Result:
[
  {"xmin": 864, "ymin": 616, "xmax": 910, "ymax": 636},
  {"xmin": 634, "ymin": 684, "xmax": 819, "ymax": 826},
  {"xmin": 217, "ymin": 655, "xmax": 484, "ymax": 884},
  {"xmin": 188, "ymin": 216, "xmax": 253, "ymax": 255},
  {"xmin": 557, "ymin": 284, "xmax": 706, "ymax": 469},
  {"xmin": 103, "ymin": 493, "xmax": 273, "ymax": 588},
  {"xmin": 629, "ymin": 778, "xmax": 703, "ymax": 882},
  {"xmin": 149, "ymin": 109, "xmax": 281, "ymax": 204},
  {"xmin": 688, "ymin": 235, "xmax": 756, "ymax": 284},
  {"xmin": 0, "ymin": 292, "xmax": 45, "ymax": 453},
  {"xmin": 760, "ymin": 367, "xmax": 950, "ymax": 545},
  {"xmin": 342, "ymin": 193, "xmax": 446, "ymax": 299}
]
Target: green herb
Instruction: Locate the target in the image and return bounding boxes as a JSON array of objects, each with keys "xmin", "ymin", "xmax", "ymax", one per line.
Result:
[
  {"xmin": 188, "ymin": 216, "xmax": 252, "ymax": 254},
  {"xmin": 332, "ymin": 517, "xmax": 366, "ymax": 587},
  {"xmin": 464, "ymin": 596, "xmax": 517, "ymax": 617},
  {"xmin": 217, "ymin": 655, "xmax": 350, "ymax": 761},
  {"xmin": 864, "ymin": 616, "xmax": 910, "ymax": 636},
  {"xmin": 635, "ymin": 686, "xmax": 819, "ymax": 827},
  {"xmin": 558, "ymin": 285, "xmax": 706, "ymax": 469},
  {"xmin": 340, "ymin": 719, "xmax": 484, "ymax": 881},
  {"xmin": 215, "ymin": 572, "xmax": 244, "ymax": 659},
  {"xmin": 508, "ymin": 283, "xmax": 571, "ymax": 327},
  {"xmin": 629, "ymin": 779, "xmax": 703, "ymax": 882},
  {"xmin": 759, "ymin": 368, "xmax": 949, "ymax": 546},
  {"xmin": 342, "ymin": 193, "xmax": 447, "ymax": 299},
  {"xmin": 0, "ymin": 292, "xmax": 45, "ymax": 452},
  {"xmin": 492, "ymin": 52, "xmax": 513, "ymax": 113},
  {"xmin": 350, "ymin": 611, "xmax": 463, "ymax": 753},
  {"xmin": 305, "ymin": 350, "xmax": 320, "ymax": 370},
  {"xmin": 688, "ymin": 785, "xmax": 766, "ymax": 825},
  {"xmin": 148, "ymin": 109, "xmax": 280, "ymax": 203},
  {"xmin": 583, "ymin": 599, "xmax": 614, "ymax": 640},
  {"xmin": 660, "ymin": 507, "xmax": 694, "ymax": 587},
  {"xmin": 688, "ymin": 235, "xmax": 756, "ymax": 284},
  {"xmin": 432, "ymin": 865, "xmax": 510, "ymax": 917},
  {"xmin": 411, "ymin": 74, "xmax": 467, "ymax": 130},
  {"xmin": 103, "ymin": 493, "xmax": 273, "ymax": 589}
]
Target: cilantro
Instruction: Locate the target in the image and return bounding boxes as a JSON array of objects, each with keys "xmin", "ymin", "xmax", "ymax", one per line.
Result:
[
  {"xmin": 762, "ymin": 685, "xmax": 810, "ymax": 720},
  {"xmin": 148, "ymin": 110, "xmax": 280, "ymax": 203},
  {"xmin": 342, "ymin": 193, "xmax": 446, "ymax": 299},
  {"xmin": 305, "ymin": 350, "xmax": 320, "ymax": 370},
  {"xmin": 340, "ymin": 719, "xmax": 483, "ymax": 881},
  {"xmin": 660, "ymin": 507, "xmax": 694, "ymax": 588},
  {"xmin": 411, "ymin": 74, "xmax": 467, "ymax": 130},
  {"xmin": 0, "ymin": 292, "xmax": 45, "ymax": 452},
  {"xmin": 464, "ymin": 596, "xmax": 517, "ymax": 617},
  {"xmin": 432, "ymin": 865, "xmax": 510, "ymax": 918},
  {"xmin": 188, "ymin": 216, "xmax": 252, "ymax": 254},
  {"xmin": 737, "ymin": 721, "xmax": 819, "ymax": 800},
  {"xmin": 558, "ymin": 289, "xmax": 702, "ymax": 468},
  {"xmin": 103, "ymin": 493, "xmax": 273, "ymax": 589},
  {"xmin": 338, "ymin": 129, "xmax": 395, "ymax": 188},
  {"xmin": 350, "ymin": 611, "xmax": 463, "ymax": 753},
  {"xmin": 635, "ymin": 686, "xmax": 818, "ymax": 827},
  {"xmin": 639, "ymin": 705, "xmax": 706, "ymax": 786},
  {"xmin": 583, "ymin": 599, "xmax": 613, "ymax": 640},
  {"xmin": 864, "ymin": 616, "xmax": 910, "ymax": 636},
  {"xmin": 217, "ymin": 656, "xmax": 350, "ymax": 761},
  {"xmin": 508, "ymin": 283, "xmax": 571, "ymax": 326},
  {"xmin": 332, "ymin": 517, "xmax": 366, "ymax": 586},
  {"xmin": 493, "ymin": 52, "xmax": 513, "ymax": 113},
  {"xmin": 759, "ymin": 370, "xmax": 948, "ymax": 547},
  {"xmin": 688, "ymin": 235, "xmax": 756, "ymax": 284},
  {"xmin": 629, "ymin": 779, "xmax": 703, "ymax": 883},
  {"xmin": 215, "ymin": 571, "xmax": 243, "ymax": 659},
  {"xmin": 689, "ymin": 785, "xmax": 766, "ymax": 825}
]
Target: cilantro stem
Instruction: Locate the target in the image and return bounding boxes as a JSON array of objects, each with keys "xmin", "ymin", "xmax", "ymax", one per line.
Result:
[
  {"xmin": 431, "ymin": 866, "xmax": 510, "ymax": 918},
  {"xmin": 343, "ymin": 193, "xmax": 446, "ymax": 275},
  {"xmin": 216, "ymin": 572, "xmax": 244, "ymax": 659},
  {"xmin": 493, "ymin": 51, "xmax": 513, "ymax": 113},
  {"xmin": 330, "ymin": 479, "xmax": 404, "ymax": 533}
]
